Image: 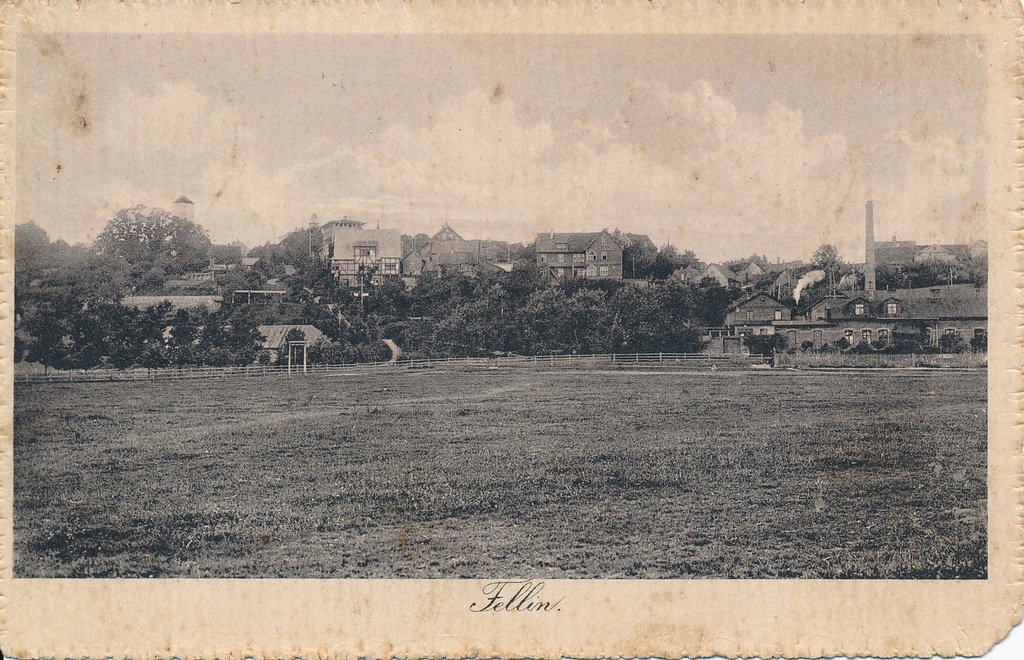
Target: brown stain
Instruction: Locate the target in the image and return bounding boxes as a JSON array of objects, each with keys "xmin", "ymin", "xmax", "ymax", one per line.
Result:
[
  {"xmin": 491, "ymin": 82, "xmax": 504, "ymax": 101},
  {"xmin": 36, "ymin": 34, "xmax": 67, "ymax": 59},
  {"xmin": 71, "ymin": 91, "xmax": 91, "ymax": 134},
  {"xmin": 36, "ymin": 35, "xmax": 94, "ymax": 136}
]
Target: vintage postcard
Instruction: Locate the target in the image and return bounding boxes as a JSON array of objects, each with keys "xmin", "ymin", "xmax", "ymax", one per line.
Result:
[{"xmin": 1, "ymin": 1, "xmax": 1022, "ymax": 658}]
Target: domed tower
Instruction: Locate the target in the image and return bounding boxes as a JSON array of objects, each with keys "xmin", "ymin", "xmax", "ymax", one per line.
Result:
[{"xmin": 172, "ymin": 195, "xmax": 195, "ymax": 222}]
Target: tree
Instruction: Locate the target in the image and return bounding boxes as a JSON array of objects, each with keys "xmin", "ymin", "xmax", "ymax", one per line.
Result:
[
  {"xmin": 812, "ymin": 243, "xmax": 843, "ymax": 291},
  {"xmin": 95, "ymin": 205, "xmax": 212, "ymax": 277}
]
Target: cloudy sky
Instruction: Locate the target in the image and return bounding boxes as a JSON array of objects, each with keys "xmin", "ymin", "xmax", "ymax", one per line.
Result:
[{"xmin": 17, "ymin": 33, "xmax": 986, "ymax": 262}]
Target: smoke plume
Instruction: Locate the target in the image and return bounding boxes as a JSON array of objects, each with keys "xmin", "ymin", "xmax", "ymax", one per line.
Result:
[{"xmin": 793, "ymin": 269, "xmax": 826, "ymax": 304}]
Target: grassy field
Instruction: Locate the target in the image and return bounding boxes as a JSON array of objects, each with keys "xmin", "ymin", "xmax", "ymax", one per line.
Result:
[{"xmin": 14, "ymin": 366, "xmax": 987, "ymax": 579}]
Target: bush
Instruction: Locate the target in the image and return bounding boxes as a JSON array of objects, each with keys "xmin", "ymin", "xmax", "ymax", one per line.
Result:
[
  {"xmin": 938, "ymin": 332, "xmax": 967, "ymax": 354},
  {"xmin": 743, "ymin": 333, "xmax": 787, "ymax": 357}
]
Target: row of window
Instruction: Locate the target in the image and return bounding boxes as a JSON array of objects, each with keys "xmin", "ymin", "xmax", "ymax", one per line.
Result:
[
  {"xmin": 552, "ymin": 265, "xmax": 612, "ymax": 277},
  {"xmin": 751, "ymin": 327, "xmax": 988, "ymax": 343},
  {"xmin": 853, "ymin": 302, "xmax": 900, "ymax": 316},
  {"xmin": 841, "ymin": 328, "xmax": 890, "ymax": 343},
  {"xmin": 541, "ymin": 251, "xmax": 611, "ymax": 264},
  {"xmin": 330, "ymin": 257, "xmax": 401, "ymax": 276}
]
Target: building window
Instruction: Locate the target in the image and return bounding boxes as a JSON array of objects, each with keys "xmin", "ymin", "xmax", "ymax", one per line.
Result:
[
  {"xmin": 974, "ymin": 328, "xmax": 986, "ymax": 340},
  {"xmin": 587, "ymin": 251, "xmax": 597, "ymax": 261},
  {"xmin": 944, "ymin": 327, "xmax": 959, "ymax": 337},
  {"xmin": 540, "ymin": 255, "xmax": 547, "ymax": 263},
  {"xmin": 601, "ymin": 251, "xmax": 608, "ymax": 261},
  {"xmin": 587, "ymin": 265, "xmax": 597, "ymax": 276},
  {"xmin": 558, "ymin": 253, "xmax": 565, "ymax": 263},
  {"xmin": 878, "ymin": 329, "xmax": 889, "ymax": 343},
  {"xmin": 746, "ymin": 311, "xmax": 754, "ymax": 321},
  {"xmin": 854, "ymin": 303, "xmax": 865, "ymax": 316},
  {"xmin": 759, "ymin": 328, "xmax": 767, "ymax": 335},
  {"xmin": 886, "ymin": 302, "xmax": 898, "ymax": 315},
  {"xmin": 599, "ymin": 266, "xmax": 609, "ymax": 276},
  {"xmin": 774, "ymin": 310, "xmax": 783, "ymax": 320},
  {"xmin": 844, "ymin": 329, "xmax": 854, "ymax": 342},
  {"xmin": 862, "ymin": 329, "xmax": 872, "ymax": 343},
  {"xmin": 573, "ymin": 253, "xmax": 584, "ymax": 263},
  {"xmin": 556, "ymin": 242, "xmax": 568, "ymax": 251}
]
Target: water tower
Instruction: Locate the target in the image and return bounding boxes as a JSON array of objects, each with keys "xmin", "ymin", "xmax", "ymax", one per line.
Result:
[{"xmin": 172, "ymin": 195, "xmax": 195, "ymax": 222}]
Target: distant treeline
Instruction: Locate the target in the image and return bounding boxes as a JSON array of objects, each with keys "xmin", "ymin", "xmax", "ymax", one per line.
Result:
[
  {"xmin": 16, "ymin": 266, "xmax": 741, "ymax": 371},
  {"xmin": 15, "ymin": 219, "xmax": 742, "ymax": 370}
]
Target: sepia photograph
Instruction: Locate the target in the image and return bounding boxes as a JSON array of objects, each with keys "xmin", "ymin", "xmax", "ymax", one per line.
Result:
[
  {"xmin": 12, "ymin": 31, "xmax": 989, "ymax": 581},
  {"xmin": 4, "ymin": 2, "xmax": 1023, "ymax": 658}
]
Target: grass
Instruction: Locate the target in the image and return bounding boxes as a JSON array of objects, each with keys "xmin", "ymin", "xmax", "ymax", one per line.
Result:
[{"xmin": 13, "ymin": 366, "xmax": 987, "ymax": 579}]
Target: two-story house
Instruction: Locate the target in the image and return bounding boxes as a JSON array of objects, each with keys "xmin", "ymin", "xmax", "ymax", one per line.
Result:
[{"xmin": 535, "ymin": 230, "xmax": 623, "ymax": 280}]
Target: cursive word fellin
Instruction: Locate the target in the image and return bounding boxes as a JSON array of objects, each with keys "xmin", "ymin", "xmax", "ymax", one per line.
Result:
[{"xmin": 470, "ymin": 580, "xmax": 564, "ymax": 612}]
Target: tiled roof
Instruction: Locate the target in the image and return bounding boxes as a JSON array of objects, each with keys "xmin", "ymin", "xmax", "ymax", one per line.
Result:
[
  {"xmin": 882, "ymin": 284, "xmax": 986, "ymax": 318},
  {"xmin": 536, "ymin": 232, "xmax": 608, "ymax": 253},
  {"xmin": 813, "ymin": 285, "xmax": 986, "ymax": 320},
  {"xmin": 727, "ymin": 291, "xmax": 785, "ymax": 312}
]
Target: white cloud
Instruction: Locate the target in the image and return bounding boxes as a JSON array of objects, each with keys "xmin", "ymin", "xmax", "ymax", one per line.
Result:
[{"xmin": 21, "ymin": 77, "xmax": 984, "ymax": 261}]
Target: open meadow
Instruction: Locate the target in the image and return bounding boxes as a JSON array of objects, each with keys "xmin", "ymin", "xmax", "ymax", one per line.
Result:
[{"xmin": 14, "ymin": 366, "xmax": 987, "ymax": 579}]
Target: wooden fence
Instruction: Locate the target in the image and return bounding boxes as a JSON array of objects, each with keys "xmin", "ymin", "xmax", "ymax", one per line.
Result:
[{"xmin": 14, "ymin": 352, "xmax": 769, "ymax": 383}]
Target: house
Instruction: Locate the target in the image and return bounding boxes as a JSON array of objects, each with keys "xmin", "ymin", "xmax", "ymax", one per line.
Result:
[
  {"xmin": 671, "ymin": 264, "xmax": 705, "ymax": 284},
  {"xmin": 700, "ymin": 263, "xmax": 741, "ymax": 287},
  {"xmin": 535, "ymin": 230, "xmax": 623, "ymax": 280},
  {"xmin": 724, "ymin": 292, "xmax": 792, "ymax": 335},
  {"xmin": 732, "ymin": 260, "xmax": 766, "ymax": 283},
  {"xmin": 320, "ymin": 217, "xmax": 402, "ymax": 287},
  {"xmin": 401, "ymin": 250, "xmax": 427, "ymax": 277},
  {"xmin": 616, "ymin": 232, "xmax": 658, "ymax": 252},
  {"xmin": 874, "ymin": 238, "xmax": 920, "ymax": 266},
  {"xmin": 415, "ymin": 224, "xmax": 511, "ymax": 276},
  {"xmin": 914, "ymin": 244, "xmax": 960, "ymax": 265},
  {"xmin": 777, "ymin": 284, "xmax": 986, "ymax": 349}
]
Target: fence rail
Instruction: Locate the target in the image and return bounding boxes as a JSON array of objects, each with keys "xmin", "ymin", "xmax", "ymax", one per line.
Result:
[{"xmin": 14, "ymin": 352, "xmax": 770, "ymax": 383}]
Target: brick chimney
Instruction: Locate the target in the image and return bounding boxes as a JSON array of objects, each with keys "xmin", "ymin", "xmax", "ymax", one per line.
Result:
[{"xmin": 865, "ymin": 200, "xmax": 876, "ymax": 301}]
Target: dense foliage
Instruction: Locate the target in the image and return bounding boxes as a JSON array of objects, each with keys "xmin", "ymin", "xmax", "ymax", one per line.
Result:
[{"xmin": 15, "ymin": 219, "xmax": 740, "ymax": 371}]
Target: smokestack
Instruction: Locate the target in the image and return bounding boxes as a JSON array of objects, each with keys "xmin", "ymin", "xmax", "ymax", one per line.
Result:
[{"xmin": 865, "ymin": 200, "xmax": 876, "ymax": 301}]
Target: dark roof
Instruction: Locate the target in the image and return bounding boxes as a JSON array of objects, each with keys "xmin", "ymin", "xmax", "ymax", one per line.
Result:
[
  {"xmin": 174, "ymin": 195, "xmax": 193, "ymax": 204},
  {"xmin": 727, "ymin": 291, "xmax": 786, "ymax": 312},
  {"xmin": 432, "ymin": 223, "xmax": 465, "ymax": 242},
  {"xmin": 883, "ymin": 284, "xmax": 986, "ymax": 318},
  {"xmin": 620, "ymin": 233, "xmax": 658, "ymax": 251},
  {"xmin": 536, "ymin": 231, "xmax": 612, "ymax": 253},
  {"xmin": 813, "ymin": 285, "xmax": 986, "ymax": 320}
]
